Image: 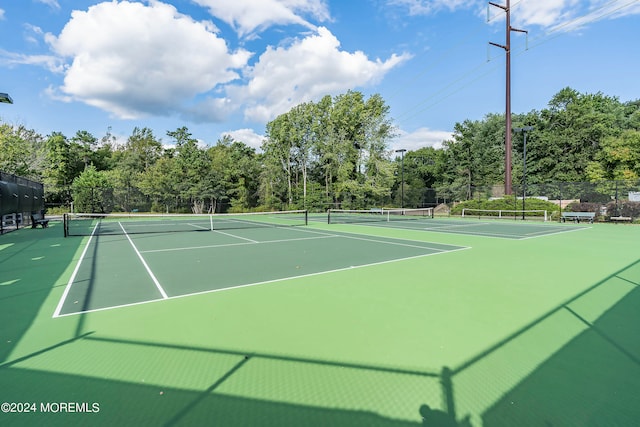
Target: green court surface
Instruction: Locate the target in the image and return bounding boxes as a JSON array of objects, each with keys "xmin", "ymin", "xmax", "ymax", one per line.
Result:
[
  {"xmin": 1, "ymin": 216, "xmax": 639, "ymax": 427},
  {"xmin": 55, "ymin": 226, "xmax": 465, "ymax": 316}
]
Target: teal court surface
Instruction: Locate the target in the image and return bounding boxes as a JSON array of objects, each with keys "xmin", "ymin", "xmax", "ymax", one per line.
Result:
[
  {"xmin": 1, "ymin": 213, "xmax": 639, "ymax": 427},
  {"xmin": 322, "ymin": 214, "xmax": 588, "ymax": 239},
  {"xmin": 55, "ymin": 223, "xmax": 466, "ymax": 317}
]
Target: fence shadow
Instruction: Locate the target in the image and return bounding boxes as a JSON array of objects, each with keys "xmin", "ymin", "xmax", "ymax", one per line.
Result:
[
  {"xmin": 446, "ymin": 259, "xmax": 640, "ymax": 427},
  {"xmin": 1, "ymin": 330, "xmax": 446, "ymax": 427},
  {"xmin": 0, "ymin": 224, "xmax": 83, "ymax": 362},
  {"xmin": 481, "ymin": 285, "xmax": 640, "ymax": 426}
]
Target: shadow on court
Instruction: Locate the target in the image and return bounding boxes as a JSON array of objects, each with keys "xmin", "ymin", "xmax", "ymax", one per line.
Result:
[
  {"xmin": 480, "ymin": 285, "xmax": 640, "ymax": 426},
  {"xmin": 0, "ymin": 331, "xmax": 449, "ymax": 426},
  {"xmin": 0, "ymin": 224, "xmax": 84, "ymax": 362},
  {"xmin": 443, "ymin": 258, "xmax": 640, "ymax": 427}
]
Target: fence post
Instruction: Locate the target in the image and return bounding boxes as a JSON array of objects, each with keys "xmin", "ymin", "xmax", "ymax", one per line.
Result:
[{"xmin": 440, "ymin": 366, "xmax": 456, "ymax": 419}]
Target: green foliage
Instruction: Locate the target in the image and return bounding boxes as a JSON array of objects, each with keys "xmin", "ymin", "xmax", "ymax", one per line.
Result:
[
  {"xmin": 605, "ymin": 201, "xmax": 640, "ymax": 220},
  {"xmin": 450, "ymin": 196, "xmax": 560, "ymax": 216},
  {"xmin": 0, "ymin": 123, "xmax": 44, "ymax": 179},
  {"xmin": 262, "ymin": 90, "xmax": 395, "ymax": 210},
  {"xmin": 588, "ymin": 130, "xmax": 640, "ymax": 181},
  {"xmin": 71, "ymin": 165, "xmax": 114, "ymax": 213},
  {"xmin": 2, "ymin": 87, "xmax": 640, "ymax": 216}
]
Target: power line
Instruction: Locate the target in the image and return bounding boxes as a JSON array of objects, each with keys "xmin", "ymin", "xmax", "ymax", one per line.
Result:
[
  {"xmin": 385, "ymin": 22, "xmax": 489, "ymax": 102},
  {"xmin": 392, "ymin": 0, "xmax": 639, "ymax": 128},
  {"xmin": 523, "ymin": 0, "xmax": 639, "ymax": 49}
]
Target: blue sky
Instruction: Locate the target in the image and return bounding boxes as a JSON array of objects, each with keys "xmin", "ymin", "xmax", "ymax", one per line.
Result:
[{"xmin": 1, "ymin": 0, "xmax": 639, "ymax": 151}]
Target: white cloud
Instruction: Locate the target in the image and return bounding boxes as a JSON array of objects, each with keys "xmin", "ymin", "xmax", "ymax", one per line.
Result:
[
  {"xmin": 24, "ymin": 1, "xmax": 410, "ymax": 129},
  {"xmin": 510, "ymin": 0, "xmax": 640, "ymax": 31},
  {"xmin": 387, "ymin": 0, "xmax": 480, "ymax": 16},
  {"xmin": 389, "ymin": 0, "xmax": 640, "ymax": 31},
  {"xmin": 230, "ymin": 26, "xmax": 412, "ymax": 123},
  {"xmin": 222, "ymin": 128, "xmax": 265, "ymax": 150},
  {"xmin": 193, "ymin": 0, "xmax": 330, "ymax": 37},
  {"xmin": 47, "ymin": 1, "xmax": 251, "ymax": 120},
  {"xmin": 23, "ymin": 23, "xmax": 45, "ymax": 45},
  {"xmin": 511, "ymin": 0, "xmax": 581, "ymax": 29},
  {"xmin": 35, "ymin": 0, "xmax": 61, "ymax": 10},
  {"xmin": 0, "ymin": 49, "xmax": 64, "ymax": 73},
  {"xmin": 0, "ymin": 9, "xmax": 5, "ymax": 20},
  {"xmin": 392, "ymin": 127, "xmax": 453, "ymax": 151}
]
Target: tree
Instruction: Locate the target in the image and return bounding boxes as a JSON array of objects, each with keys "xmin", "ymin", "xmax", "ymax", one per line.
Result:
[
  {"xmin": 71, "ymin": 130, "xmax": 98, "ymax": 169},
  {"xmin": 112, "ymin": 127, "xmax": 162, "ymax": 185},
  {"xmin": 400, "ymin": 146, "xmax": 440, "ymax": 207},
  {"xmin": 358, "ymin": 93, "xmax": 396, "ymax": 206},
  {"xmin": 204, "ymin": 136, "xmax": 261, "ymax": 212},
  {"xmin": 71, "ymin": 165, "xmax": 113, "ymax": 213},
  {"xmin": 138, "ymin": 155, "xmax": 179, "ymax": 212},
  {"xmin": 587, "ymin": 130, "xmax": 640, "ymax": 181},
  {"xmin": 0, "ymin": 124, "xmax": 44, "ymax": 179},
  {"xmin": 42, "ymin": 132, "xmax": 84, "ymax": 206},
  {"xmin": 167, "ymin": 127, "xmax": 210, "ymax": 213},
  {"xmin": 261, "ymin": 90, "xmax": 395, "ymax": 209},
  {"xmin": 264, "ymin": 113, "xmax": 296, "ymax": 206},
  {"xmin": 441, "ymin": 114, "xmax": 505, "ymax": 199},
  {"xmin": 109, "ymin": 127, "xmax": 163, "ymax": 211},
  {"xmin": 539, "ymin": 87, "xmax": 625, "ymax": 181}
]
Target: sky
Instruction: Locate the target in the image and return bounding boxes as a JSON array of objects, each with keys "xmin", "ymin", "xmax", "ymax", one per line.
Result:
[{"xmin": 1, "ymin": 0, "xmax": 639, "ymax": 152}]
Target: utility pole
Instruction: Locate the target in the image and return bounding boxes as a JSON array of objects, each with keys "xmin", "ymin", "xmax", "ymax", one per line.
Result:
[
  {"xmin": 514, "ymin": 126, "xmax": 533, "ymax": 220},
  {"xmin": 395, "ymin": 149, "xmax": 407, "ymax": 208},
  {"xmin": 489, "ymin": 0, "xmax": 527, "ymax": 195}
]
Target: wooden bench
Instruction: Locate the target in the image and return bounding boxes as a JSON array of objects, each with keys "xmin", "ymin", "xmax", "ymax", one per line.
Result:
[
  {"xmin": 30, "ymin": 212, "xmax": 49, "ymax": 228},
  {"xmin": 561, "ymin": 211, "xmax": 595, "ymax": 223}
]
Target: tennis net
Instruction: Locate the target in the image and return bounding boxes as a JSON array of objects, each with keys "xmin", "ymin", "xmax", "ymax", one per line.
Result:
[
  {"xmin": 63, "ymin": 210, "xmax": 308, "ymax": 237},
  {"xmin": 327, "ymin": 208, "xmax": 434, "ymax": 224},
  {"xmin": 461, "ymin": 208, "xmax": 548, "ymax": 221}
]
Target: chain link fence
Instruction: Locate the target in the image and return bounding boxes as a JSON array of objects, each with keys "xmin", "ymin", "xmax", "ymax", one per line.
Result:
[
  {"xmin": 46, "ymin": 179, "xmax": 640, "ymax": 222},
  {"xmin": 390, "ymin": 180, "xmax": 639, "ymax": 222},
  {"xmin": 1, "ymin": 171, "xmax": 45, "ymax": 233}
]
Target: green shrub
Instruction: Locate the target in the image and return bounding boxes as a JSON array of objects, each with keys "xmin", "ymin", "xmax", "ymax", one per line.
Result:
[{"xmin": 451, "ymin": 196, "xmax": 560, "ymax": 217}]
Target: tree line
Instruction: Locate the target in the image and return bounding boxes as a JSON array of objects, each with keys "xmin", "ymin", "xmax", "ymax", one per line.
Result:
[{"xmin": 1, "ymin": 87, "xmax": 639, "ymax": 213}]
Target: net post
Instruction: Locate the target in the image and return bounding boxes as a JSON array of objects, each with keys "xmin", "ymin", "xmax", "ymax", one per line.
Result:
[
  {"xmin": 304, "ymin": 210, "xmax": 308, "ymax": 226},
  {"xmin": 327, "ymin": 209, "xmax": 331, "ymax": 224},
  {"xmin": 63, "ymin": 213, "xmax": 68, "ymax": 237}
]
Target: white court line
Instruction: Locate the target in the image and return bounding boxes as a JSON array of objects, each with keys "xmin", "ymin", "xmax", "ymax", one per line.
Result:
[
  {"xmin": 213, "ymin": 229, "xmax": 259, "ymax": 243},
  {"xmin": 53, "ymin": 245, "xmax": 471, "ymax": 318},
  {"xmin": 140, "ymin": 234, "xmax": 338, "ymax": 254},
  {"xmin": 140, "ymin": 226, "xmax": 461, "ymax": 255},
  {"xmin": 341, "ymin": 219, "xmax": 585, "ymax": 240},
  {"xmin": 189, "ymin": 221, "xmax": 260, "ymax": 243},
  {"xmin": 326, "ymin": 233, "xmax": 451, "ymax": 251},
  {"xmin": 520, "ymin": 225, "xmax": 590, "ymax": 240},
  {"xmin": 119, "ymin": 222, "xmax": 169, "ymax": 299},
  {"xmin": 283, "ymin": 226, "xmax": 468, "ymax": 252},
  {"xmin": 54, "ymin": 223, "xmax": 468, "ymax": 317},
  {"xmin": 52, "ymin": 222, "xmax": 100, "ymax": 318},
  {"xmin": 188, "ymin": 220, "xmax": 259, "ymax": 243}
]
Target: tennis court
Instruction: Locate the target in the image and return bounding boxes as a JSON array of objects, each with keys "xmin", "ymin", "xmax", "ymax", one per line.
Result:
[
  {"xmin": 1, "ymin": 211, "xmax": 639, "ymax": 427},
  {"xmin": 55, "ymin": 212, "xmax": 465, "ymax": 316},
  {"xmin": 325, "ymin": 208, "xmax": 588, "ymax": 239}
]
